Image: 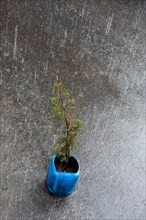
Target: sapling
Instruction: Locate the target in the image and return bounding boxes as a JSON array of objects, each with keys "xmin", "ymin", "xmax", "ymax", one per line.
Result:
[{"xmin": 50, "ymin": 77, "xmax": 83, "ymax": 171}]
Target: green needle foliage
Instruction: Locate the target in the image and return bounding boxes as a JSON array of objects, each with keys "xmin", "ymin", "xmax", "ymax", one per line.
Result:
[{"xmin": 50, "ymin": 77, "xmax": 83, "ymax": 167}]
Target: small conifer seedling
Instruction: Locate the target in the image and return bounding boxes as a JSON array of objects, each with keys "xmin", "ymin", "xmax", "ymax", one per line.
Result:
[{"xmin": 50, "ymin": 77, "xmax": 83, "ymax": 171}]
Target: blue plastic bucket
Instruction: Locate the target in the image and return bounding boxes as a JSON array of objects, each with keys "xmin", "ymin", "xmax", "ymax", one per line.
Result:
[{"xmin": 47, "ymin": 156, "xmax": 80, "ymax": 196}]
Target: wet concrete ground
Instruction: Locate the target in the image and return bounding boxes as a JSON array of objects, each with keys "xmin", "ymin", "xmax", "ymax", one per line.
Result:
[{"xmin": 0, "ymin": 0, "xmax": 145, "ymax": 219}]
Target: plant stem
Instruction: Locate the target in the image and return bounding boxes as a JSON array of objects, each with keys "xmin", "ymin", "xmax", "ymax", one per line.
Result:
[{"xmin": 58, "ymin": 88, "xmax": 71, "ymax": 162}]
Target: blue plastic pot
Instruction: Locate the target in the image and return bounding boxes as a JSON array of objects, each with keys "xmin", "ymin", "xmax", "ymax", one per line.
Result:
[{"xmin": 47, "ymin": 155, "xmax": 80, "ymax": 196}]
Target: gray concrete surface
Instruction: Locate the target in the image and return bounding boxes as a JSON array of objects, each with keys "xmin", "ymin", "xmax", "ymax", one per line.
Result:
[{"xmin": 0, "ymin": 0, "xmax": 145, "ymax": 219}]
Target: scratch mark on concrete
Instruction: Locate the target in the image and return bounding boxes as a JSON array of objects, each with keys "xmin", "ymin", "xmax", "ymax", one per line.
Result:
[
  {"xmin": 71, "ymin": 17, "xmax": 78, "ymax": 43},
  {"xmin": 130, "ymin": 33, "xmax": 139, "ymax": 53},
  {"xmin": 5, "ymin": 20, "xmax": 8, "ymax": 45},
  {"xmin": 114, "ymin": 103, "xmax": 122, "ymax": 118},
  {"xmin": 49, "ymin": 1, "xmax": 52, "ymax": 33},
  {"xmin": 130, "ymin": 72, "xmax": 138, "ymax": 89},
  {"xmin": 27, "ymin": 117, "xmax": 30, "ymax": 132},
  {"xmin": 122, "ymin": 16, "xmax": 126, "ymax": 28},
  {"xmin": 105, "ymin": 13, "xmax": 114, "ymax": 35},
  {"xmin": 138, "ymin": 56, "xmax": 145, "ymax": 71},
  {"xmin": 13, "ymin": 25, "xmax": 18, "ymax": 60},
  {"xmin": 140, "ymin": 71, "xmax": 146, "ymax": 84},
  {"xmin": 0, "ymin": 70, "xmax": 2, "ymax": 85},
  {"xmin": 45, "ymin": 61, "xmax": 48, "ymax": 75},
  {"xmin": 50, "ymin": 37, "xmax": 54, "ymax": 57},
  {"xmin": 60, "ymin": 28, "xmax": 68, "ymax": 47},
  {"xmin": 19, "ymin": 173, "xmax": 27, "ymax": 217},
  {"xmin": 49, "ymin": 14, "xmax": 52, "ymax": 33},
  {"xmin": 5, "ymin": 203, "xmax": 9, "ymax": 220},
  {"xmin": 85, "ymin": 19, "xmax": 92, "ymax": 45},
  {"xmin": 132, "ymin": 49, "xmax": 137, "ymax": 58},
  {"xmin": 34, "ymin": 70, "xmax": 37, "ymax": 82},
  {"xmin": 81, "ymin": 0, "xmax": 86, "ymax": 19},
  {"xmin": 133, "ymin": 4, "xmax": 143, "ymax": 29},
  {"xmin": 64, "ymin": 28, "xmax": 67, "ymax": 41}
]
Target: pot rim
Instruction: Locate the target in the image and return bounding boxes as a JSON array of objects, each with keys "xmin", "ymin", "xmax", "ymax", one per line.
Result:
[{"xmin": 52, "ymin": 155, "xmax": 80, "ymax": 175}]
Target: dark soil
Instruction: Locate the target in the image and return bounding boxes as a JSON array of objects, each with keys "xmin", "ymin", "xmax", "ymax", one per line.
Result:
[{"xmin": 55, "ymin": 156, "xmax": 79, "ymax": 173}]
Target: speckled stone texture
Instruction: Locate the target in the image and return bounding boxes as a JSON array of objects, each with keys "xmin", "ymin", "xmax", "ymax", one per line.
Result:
[{"xmin": 0, "ymin": 0, "xmax": 145, "ymax": 219}]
